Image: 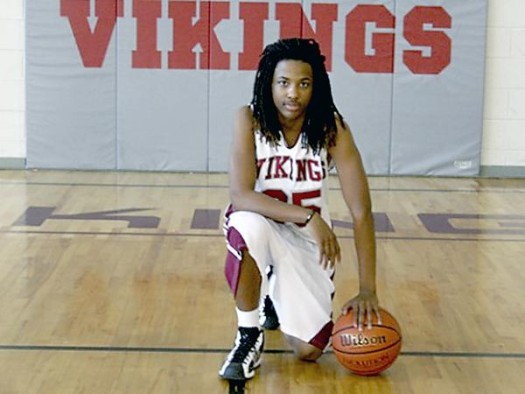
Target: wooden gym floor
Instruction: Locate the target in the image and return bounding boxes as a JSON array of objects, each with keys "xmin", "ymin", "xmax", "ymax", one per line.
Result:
[{"xmin": 0, "ymin": 169, "xmax": 524, "ymax": 393}]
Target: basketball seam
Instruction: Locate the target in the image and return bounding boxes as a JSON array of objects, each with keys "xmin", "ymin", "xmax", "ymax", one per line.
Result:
[
  {"xmin": 332, "ymin": 338, "xmax": 402, "ymax": 355},
  {"xmin": 332, "ymin": 324, "xmax": 401, "ymax": 337}
]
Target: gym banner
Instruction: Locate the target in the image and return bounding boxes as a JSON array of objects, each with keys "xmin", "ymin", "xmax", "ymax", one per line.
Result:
[{"xmin": 26, "ymin": 0, "xmax": 487, "ymax": 175}]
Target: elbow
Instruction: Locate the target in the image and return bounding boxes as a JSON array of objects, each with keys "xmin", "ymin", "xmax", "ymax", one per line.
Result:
[
  {"xmin": 351, "ymin": 205, "xmax": 374, "ymax": 227},
  {"xmin": 229, "ymin": 189, "xmax": 249, "ymax": 211}
]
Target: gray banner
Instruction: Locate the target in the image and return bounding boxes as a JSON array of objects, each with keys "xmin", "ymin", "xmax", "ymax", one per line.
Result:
[
  {"xmin": 26, "ymin": 0, "xmax": 117, "ymax": 170},
  {"xmin": 26, "ymin": 0, "xmax": 487, "ymax": 175}
]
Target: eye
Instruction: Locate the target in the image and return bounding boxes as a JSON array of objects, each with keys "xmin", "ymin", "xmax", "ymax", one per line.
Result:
[
  {"xmin": 277, "ymin": 80, "xmax": 288, "ymax": 87},
  {"xmin": 300, "ymin": 81, "xmax": 311, "ymax": 88}
]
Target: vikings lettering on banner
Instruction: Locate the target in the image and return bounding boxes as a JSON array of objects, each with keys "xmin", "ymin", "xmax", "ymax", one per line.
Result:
[{"xmin": 60, "ymin": 0, "xmax": 452, "ymax": 74}]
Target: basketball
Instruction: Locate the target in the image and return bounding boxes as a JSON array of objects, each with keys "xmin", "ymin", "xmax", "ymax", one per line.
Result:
[{"xmin": 331, "ymin": 307, "xmax": 402, "ymax": 376}]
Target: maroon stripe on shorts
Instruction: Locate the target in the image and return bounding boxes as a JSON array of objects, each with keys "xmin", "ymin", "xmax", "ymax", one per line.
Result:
[
  {"xmin": 224, "ymin": 226, "xmax": 248, "ymax": 296},
  {"xmin": 309, "ymin": 320, "xmax": 334, "ymax": 350}
]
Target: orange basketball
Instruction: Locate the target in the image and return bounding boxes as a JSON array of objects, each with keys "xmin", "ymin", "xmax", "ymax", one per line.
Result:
[{"xmin": 331, "ymin": 307, "xmax": 402, "ymax": 376}]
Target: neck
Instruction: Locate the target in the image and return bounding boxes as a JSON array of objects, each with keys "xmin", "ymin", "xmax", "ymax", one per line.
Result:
[
  {"xmin": 279, "ymin": 114, "xmax": 305, "ymax": 134},
  {"xmin": 281, "ymin": 127, "xmax": 302, "ymax": 147}
]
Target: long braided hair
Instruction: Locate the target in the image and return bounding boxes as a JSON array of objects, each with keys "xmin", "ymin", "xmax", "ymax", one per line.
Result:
[{"xmin": 251, "ymin": 38, "xmax": 344, "ymax": 153}]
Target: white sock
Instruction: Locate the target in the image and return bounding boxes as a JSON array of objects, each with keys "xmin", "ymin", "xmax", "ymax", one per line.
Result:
[{"xmin": 236, "ymin": 307, "xmax": 260, "ymax": 328}]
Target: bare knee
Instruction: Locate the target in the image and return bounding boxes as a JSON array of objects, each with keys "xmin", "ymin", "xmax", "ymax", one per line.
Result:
[
  {"xmin": 295, "ymin": 346, "xmax": 323, "ymax": 362},
  {"xmin": 285, "ymin": 335, "xmax": 323, "ymax": 361}
]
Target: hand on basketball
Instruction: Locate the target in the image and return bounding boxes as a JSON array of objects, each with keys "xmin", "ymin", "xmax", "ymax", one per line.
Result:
[
  {"xmin": 341, "ymin": 289, "xmax": 380, "ymax": 330},
  {"xmin": 305, "ymin": 212, "xmax": 341, "ymax": 269}
]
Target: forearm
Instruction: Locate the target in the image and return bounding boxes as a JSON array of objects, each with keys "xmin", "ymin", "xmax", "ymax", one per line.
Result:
[
  {"xmin": 230, "ymin": 189, "xmax": 312, "ymax": 224},
  {"xmin": 353, "ymin": 211, "xmax": 377, "ymax": 293}
]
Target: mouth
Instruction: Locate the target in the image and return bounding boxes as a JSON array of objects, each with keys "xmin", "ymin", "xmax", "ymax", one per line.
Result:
[{"xmin": 284, "ymin": 102, "xmax": 301, "ymax": 112}]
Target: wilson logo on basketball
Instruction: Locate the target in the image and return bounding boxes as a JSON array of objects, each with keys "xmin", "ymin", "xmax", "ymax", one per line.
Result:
[{"xmin": 339, "ymin": 332, "xmax": 387, "ymax": 347}]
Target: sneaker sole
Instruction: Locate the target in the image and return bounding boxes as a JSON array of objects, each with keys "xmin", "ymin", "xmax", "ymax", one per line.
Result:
[{"xmin": 219, "ymin": 360, "xmax": 261, "ymax": 381}]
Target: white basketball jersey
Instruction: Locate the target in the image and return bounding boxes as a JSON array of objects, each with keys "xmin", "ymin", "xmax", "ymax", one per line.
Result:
[{"xmin": 254, "ymin": 130, "xmax": 331, "ymax": 227}]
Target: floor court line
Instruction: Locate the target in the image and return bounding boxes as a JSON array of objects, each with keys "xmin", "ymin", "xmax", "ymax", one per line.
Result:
[
  {"xmin": 0, "ymin": 345, "xmax": 524, "ymax": 359},
  {"xmin": 2, "ymin": 229, "xmax": 524, "ymax": 243},
  {"xmin": 1, "ymin": 180, "xmax": 525, "ymax": 194}
]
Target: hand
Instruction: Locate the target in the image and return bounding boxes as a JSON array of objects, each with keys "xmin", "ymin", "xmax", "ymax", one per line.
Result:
[
  {"xmin": 305, "ymin": 212, "xmax": 341, "ymax": 269},
  {"xmin": 341, "ymin": 289, "xmax": 380, "ymax": 330}
]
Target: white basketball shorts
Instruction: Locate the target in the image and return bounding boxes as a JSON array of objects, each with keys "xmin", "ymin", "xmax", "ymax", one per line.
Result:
[{"xmin": 223, "ymin": 208, "xmax": 335, "ymax": 350}]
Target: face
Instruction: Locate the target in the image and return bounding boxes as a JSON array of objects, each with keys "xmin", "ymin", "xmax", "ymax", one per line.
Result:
[{"xmin": 271, "ymin": 59, "xmax": 313, "ymax": 125}]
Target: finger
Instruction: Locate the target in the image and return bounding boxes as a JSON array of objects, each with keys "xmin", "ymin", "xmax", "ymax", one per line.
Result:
[
  {"xmin": 335, "ymin": 240, "xmax": 342, "ymax": 263},
  {"xmin": 351, "ymin": 303, "xmax": 358, "ymax": 327},
  {"xmin": 357, "ymin": 302, "xmax": 365, "ymax": 331},
  {"xmin": 323, "ymin": 255, "xmax": 330, "ymax": 270},
  {"xmin": 329, "ymin": 239, "xmax": 338, "ymax": 268},
  {"xmin": 323, "ymin": 239, "xmax": 335, "ymax": 269},
  {"xmin": 323, "ymin": 240, "xmax": 333, "ymax": 266},
  {"xmin": 322, "ymin": 239, "xmax": 331, "ymax": 266},
  {"xmin": 334, "ymin": 245, "xmax": 341, "ymax": 265},
  {"xmin": 329, "ymin": 235, "xmax": 339, "ymax": 262},
  {"xmin": 366, "ymin": 303, "xmax": 373, "ymax": 329},
  {"xmin": 327, "ymin": 240, "xmax": 338, "ymax": 268},
  {"xmin": 320, "ymin": 245, "xmax": 328, "ymax": 268},
  {"xmin": 324, "ymin": 249, "xmax": 333, "ymax": 269},
  {"xmin": 375, "ymin": 306, "xmax": 382, "ymax": 325},
  {"xmin": 318, "ymin": 247, "xmax": 325, "ymax": 265}
]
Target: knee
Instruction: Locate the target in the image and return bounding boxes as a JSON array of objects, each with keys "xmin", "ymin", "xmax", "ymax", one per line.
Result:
[
  {"xmin": 240, "ymin": 252, "xmax": 262, "ymax": 283},
  {"xmin": 289, "ymin": 341, "xmax": 323, "ymax": 362},
  {"xmin": 229, "ymin": 212, "xmax": 269, "ymax": 241}
]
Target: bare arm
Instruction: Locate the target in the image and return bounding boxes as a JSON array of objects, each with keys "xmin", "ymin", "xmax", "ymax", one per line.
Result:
[{"xmin": 329, "ymin": 118, "xmax": 379, "ymax": 327}]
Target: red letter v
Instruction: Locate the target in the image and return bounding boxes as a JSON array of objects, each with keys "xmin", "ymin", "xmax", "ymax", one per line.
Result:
[{"xmin": 61, "ymin": 0, "xmax": 123, "ymax": 68}]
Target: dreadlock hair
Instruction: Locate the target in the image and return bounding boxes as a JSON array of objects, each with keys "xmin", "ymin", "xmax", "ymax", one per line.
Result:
[{"xmin": 251, "ymin": 38, "xmax": 344, "ymax": 154}]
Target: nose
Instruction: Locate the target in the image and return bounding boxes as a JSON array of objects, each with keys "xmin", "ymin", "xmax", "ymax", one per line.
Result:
[{"xmin": 287, "ymin": 84, "xmax": 298, "ymax": 99}]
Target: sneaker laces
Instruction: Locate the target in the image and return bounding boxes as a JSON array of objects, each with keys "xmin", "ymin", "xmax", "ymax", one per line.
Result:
[{"xmin": 231, "ymin": 327, "xmax": 260, "ymax": 363}]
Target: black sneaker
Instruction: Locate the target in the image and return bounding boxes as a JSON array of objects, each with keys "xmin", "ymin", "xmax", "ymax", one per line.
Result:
[
  {"xmin": 219, "ymin": 327, "xmax": 264, "ymax": 380},
  {"xmin": 259, "ymin": 295, "xmax": 280, "ymax": 330}
]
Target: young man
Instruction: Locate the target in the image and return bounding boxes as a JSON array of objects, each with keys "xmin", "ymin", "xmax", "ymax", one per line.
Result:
[{"xmin": 219, "ymin": 38, "xmax": 380, "ymax": 381}]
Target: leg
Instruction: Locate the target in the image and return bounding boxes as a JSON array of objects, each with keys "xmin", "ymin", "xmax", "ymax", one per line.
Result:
[
  {"xmin": 219, "ymin": 251, "xmax": 264, "ymax": 381},
  {"xmin": 219, "ymin": 253, "xmax": 265, "ymax": 381},
  {"xmin": 235, "ymin": 252, "xmax": 261, "ymax": 311},
  {"xmin": 284, "ymin": 334, "xmax": 323, "ymax": 361},
  {"xmin": 264, "ymin": 225, "xmax": 334, "ymax": 359},
  {"xmin": 220, "ymin": 212, "xmax": 271, "ymax": 381}
]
